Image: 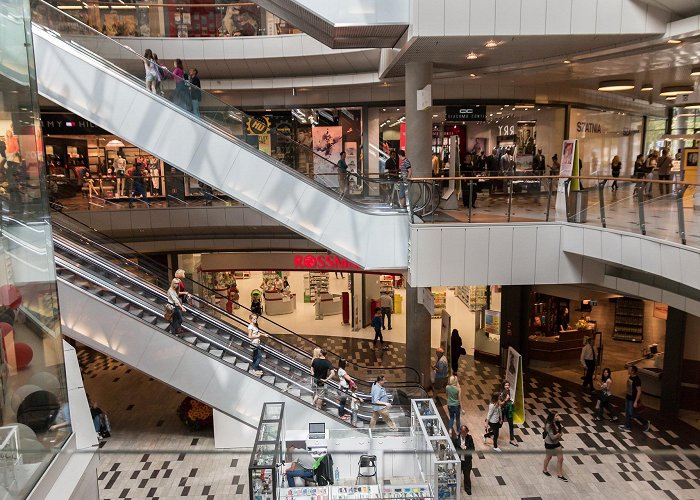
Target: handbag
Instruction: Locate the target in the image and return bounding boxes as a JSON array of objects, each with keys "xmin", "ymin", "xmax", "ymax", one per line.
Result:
[{"xmin": 164, "ymin": 303, "xmax": 175, "ymax": 321}]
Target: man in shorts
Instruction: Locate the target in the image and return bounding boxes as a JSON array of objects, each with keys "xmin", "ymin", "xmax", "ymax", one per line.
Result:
[{"xmin": 311, "ymin": 349, "xmax": 335, "ymax": 410}]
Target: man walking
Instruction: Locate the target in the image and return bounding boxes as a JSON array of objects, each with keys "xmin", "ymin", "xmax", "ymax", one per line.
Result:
[
  {"xmin": 580, "ymin": 337, "xmax": 596, "ymax": 391},
  {"xmin": 656, "ymin": 148, "xmax": 673, "ymax": 196},
  {"xmin": 369, "ymin": 375, "xmax": 397, "ymax": 430},
  {"xmin": 619, "ymin": 365, "xmax": 651, "ymax": 432},
  {"xmin": 380, "ymin": 291, "xmax": 393, "ymax": 330},
  {"xmin": 452, "ymin": 425, "xmax": 474, "ymax": 495}
]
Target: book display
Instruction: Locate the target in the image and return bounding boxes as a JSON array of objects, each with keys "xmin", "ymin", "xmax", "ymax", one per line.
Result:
[{"xmin": 613, "ymin": 297, "xmax": 644, "ymax": 342}]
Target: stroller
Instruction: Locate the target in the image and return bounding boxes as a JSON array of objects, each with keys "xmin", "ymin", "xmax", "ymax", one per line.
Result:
[{"xmin": 251, "ymin": 289, "xmax": 263, "ymax": 315}]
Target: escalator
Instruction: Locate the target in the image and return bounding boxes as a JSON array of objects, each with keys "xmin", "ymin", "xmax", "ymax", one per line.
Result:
[
  {"xmin": 51, "ymin": 212, "xmax": 428, "ymax": 429},
  {"xmin": 30, "ymin": 0, "xmax": 422, "ymax": 271}
]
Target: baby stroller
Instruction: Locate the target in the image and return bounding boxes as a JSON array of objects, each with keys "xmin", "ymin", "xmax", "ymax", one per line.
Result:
[{"xmin": 251, "ymin": 289, "xmax": 263, "ymax": 315}]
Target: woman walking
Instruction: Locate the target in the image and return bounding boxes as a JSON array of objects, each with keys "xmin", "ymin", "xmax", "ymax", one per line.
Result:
[
  {"xmin": 593, "ymin": 367, "xmax": 618, "ymax": 422},
  {"xmin": 543, "ymin": 411, "xmax": 568, "ymax": 482},
  {"xmin": 167, "ymin": 278, "xmax": 186, "ymax": 335},
  {"xmin": 450, "ymin": 329, "xmax": 465, "ymax": 373},
  {"xmin": 248, "ymin": 314, "xmax": 268, "ymax": 376},
  {"xmin": 482, "ymin": 392, "xmax": 502, "ymax": 452},
  {"xmin": 500, "ymin": 381, "xmax": 518, "ymax": 446},
  {"xmin": 446, "ymin": 375, "xmax": 462, "ymax": 435},
  {"xmin": 610, "ymin": 155, "xmax": 621, "ymax": 190},
  {"xmin": 336, "ymin": 359, "xmax": 354, "ymax": 420}
]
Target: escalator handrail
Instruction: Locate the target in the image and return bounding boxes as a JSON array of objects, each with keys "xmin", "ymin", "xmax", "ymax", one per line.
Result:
[
  {"xmin": 32, "ymin": 0, "xmax": 420, "ymax": 216},
  {"xmin": 52, "ymin": 231, "xmax": 425, "ymax": 399},
  {"xmin": 54, "ymin": 254, "xmax": 395, "ymax": 422},
  {"xmin": 50, "ymin": 210, "xmax": 425, "ymax": 388}
]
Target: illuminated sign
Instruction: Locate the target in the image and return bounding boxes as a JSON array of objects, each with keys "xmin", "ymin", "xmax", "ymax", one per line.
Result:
[
  {"xmin": 293, "ymin": 254, "xmax": 362, "ymax": 270},
  {"xmin": 446, "ymin": 105, "xmax": 486, "ymax": 121}
]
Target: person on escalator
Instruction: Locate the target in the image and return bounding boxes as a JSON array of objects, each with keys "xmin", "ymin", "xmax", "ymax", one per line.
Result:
[
  {"xmin": 311, "ymin": 349, "xmax": 335, "ymax": 410},
  {"xmin": 248, "ymin": 314, "xmax": 268, "ymax": 376},
  {"xmin": 167, "ymin": 278, "xmax": 186, "ymax": 335},
  {"xmin": 175, "ymin": 269, "xmax": 191, "ymax": 306},
  {"xmin": 128, "ymin": 164, "xmax": 148, "ymax": 208}
]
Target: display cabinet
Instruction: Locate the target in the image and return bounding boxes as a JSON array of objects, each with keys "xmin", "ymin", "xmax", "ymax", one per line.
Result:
[
  {"xmin": 249, "ymin": 403, "xmax": 285, "ymax": 500},
  {"xmin": 613, "ymin": 297, "xmax": 644, "ymax": 342},
  {"xmin": 455, "ymin": 286, "xmax": 486, "ymax": 312},
  {"xmin": 431, "ymin": 291, "xmax": 446, "ymax": 318}
]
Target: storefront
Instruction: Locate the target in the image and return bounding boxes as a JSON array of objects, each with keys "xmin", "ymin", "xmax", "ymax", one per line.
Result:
[{"xmin": 568, "ymin": 108, "xmax": 644, "ymax": 178}]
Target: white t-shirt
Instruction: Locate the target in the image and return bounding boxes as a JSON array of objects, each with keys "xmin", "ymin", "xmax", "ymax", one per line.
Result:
[
  {"xmin": 248, "ymin": 322, "xmax": 260, "ymax": 344},
  {"xmin": 338, "ymin": 368, "xmax": 349, "ymax": 389}
]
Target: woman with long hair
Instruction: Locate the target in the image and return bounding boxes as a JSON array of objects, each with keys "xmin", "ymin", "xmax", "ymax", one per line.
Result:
[
  {"xmin": 593, "ymin": 367, "xmax": 618, "ymax": 422},
  {"xmin": 483, "ymin": 392, "xmax": 502, "ymax": 452},
  {"xmin": 610, "ymin": 155, "xmax": 622, "ymax": 190},
  {"xmin": 143, "ymin": 49, "xmax": 158, "ymax": 93},
  {"xmin": 167, "ymin": 278, "xmax": 186, "ymax": 335},
  {"xmin": 446, "ymin": 375, "xmax": 462, "ymax": 435},
  {"xmin": 543, "ymin": 411, "xmax": 567, "ymax": 482},
  {"xmin": 500, "ymin": 381, "xmax": 518, "ymax": 446}
]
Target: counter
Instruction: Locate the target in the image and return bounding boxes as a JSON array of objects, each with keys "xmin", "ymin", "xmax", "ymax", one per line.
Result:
[
  {"xmin": 315, "ymin": 293, "xmax": 342, "ymax": 317},
  {"xmin": 474, "ymin": 330, "xmax": 499, "ymax": 363},
  {"xmin": 528, "ymin": 329, "xmax": 588, "ymax": 366},
  {"xmin": 264, "ymin": 292, "xmax": 296, "ymax": 316}
]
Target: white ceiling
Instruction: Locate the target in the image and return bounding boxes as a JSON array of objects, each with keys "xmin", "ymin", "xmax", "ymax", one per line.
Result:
[{"xmin": 635, "ymin": 0, "xmax": 700, "ymax": 17}]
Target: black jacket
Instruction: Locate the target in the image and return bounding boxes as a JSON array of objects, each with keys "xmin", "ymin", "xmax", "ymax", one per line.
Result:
[
  {"xmin": 189, "ymin": 76, "xmax": 202, "ymax": 101},
  {"xmin": 452, "ymin": 435, "xmax": 474, "ymax": 462}
]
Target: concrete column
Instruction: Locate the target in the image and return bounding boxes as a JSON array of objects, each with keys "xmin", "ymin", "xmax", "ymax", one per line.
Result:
[
  {"xmin": 405, "ymin": 286, "xmax": 432, "ymax": 388},
  {"xmin": 405, "ymin": 62, "xmax": 433, "ymax": 178},
  {"xmin": 660, "ymin": 307, "xmax": 686, "ymax": 417},
  {"xmin": 367, "ymin": 106, "xmax": 381, "ymax": 196},
  {"xmin": 499, "ymin": 286, "xmax": 532, "ymax": 368}
]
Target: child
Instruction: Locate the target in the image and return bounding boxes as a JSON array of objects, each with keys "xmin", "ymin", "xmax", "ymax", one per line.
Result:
[
  {"xmin": 349, "ymin": 384, "xmax": 361, "ymax": 426},
  {"xmin": 372, "ymin": 307, "xmax": 385, "ymax": 349}
]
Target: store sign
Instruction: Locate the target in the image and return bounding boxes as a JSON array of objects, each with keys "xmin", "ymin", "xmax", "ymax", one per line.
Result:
[
  {"xmin": 498, "ymin": 124, "xmax": 516, "ymax": 136},
  {"xmin": 576, "ymin": 121, "xmax": 602, "ymax": 133},
  {"xmin": 445, "ymin": 105, "xmax": 486, "ymax": 122},
  {"xmin": 293, "ymin": 254, "xmax": 362, "ymax": 271},
  {"xmin": 246, "ymin": 116, "xmax": 272, "ymax": 135},
  {"xmin": 40, "ymin": 113, "xmax": 105, "ymax": 135}
]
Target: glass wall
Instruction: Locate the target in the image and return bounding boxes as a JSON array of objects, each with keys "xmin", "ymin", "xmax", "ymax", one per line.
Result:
[
  {"xmin": 53, "ymin": 0, "xmax": 301, "ymax": 38},
  {"xmin": 0, "ymin": 0, "xmax": 71, "ymax": 495}
]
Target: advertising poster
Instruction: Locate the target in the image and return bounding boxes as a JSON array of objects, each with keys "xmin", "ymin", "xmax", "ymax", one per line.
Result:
[
  {"xmin": 516, "ymin": 121, "xmax": 536, "ymax": 155},
  {"xmin": 505, "ymin": 347, "xmax": 525, "ymax": 425},
  {"xmin": 258, "ymin": 134, "xmax": 271, "ymax": 155},
  {"xmin": 556, "ymin": 139, "xmax": 579, "ymax": 220},
  {"xmin": 470, "ymin": 137, "xmax": 487, "ymax": 156},
  {"xmin": 484, "ymin": 310, "xmax": 501, "ymax": 335},
  {"xmin": 312, "ymin": 126, "xmax": 342, "ymax": 188},
  {"xmin": 683, "ymin": 148, "xmax": 698, "ymax": 208}
]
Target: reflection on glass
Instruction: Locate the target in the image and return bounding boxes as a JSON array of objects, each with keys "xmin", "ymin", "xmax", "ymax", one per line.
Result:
[{"xmin": 0, "ymin": 0, "xmax": 70, "ymax": 496}]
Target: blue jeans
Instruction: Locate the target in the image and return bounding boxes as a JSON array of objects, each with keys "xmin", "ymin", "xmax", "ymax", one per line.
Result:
[
  {"xmin": 252, "ymin": 345, "xmax": 262, "ymax": 370},
  {"xmin": 191, "ymin": 99, "xmax": 200, "ymax": 117},
  {"xmin": 625, "ymin": 399, "xmax": 647, "ymax": 429},
  {"xmin": 286, "ymin": 468, "xmax": 314, "ymax": 486},
  {"xmin": 448, "ymin": 404, "xmax": 460, "ymax": 434},
  {"xmin": 170, "ymin": 306, "xmax": 183, "ymax": 333}
]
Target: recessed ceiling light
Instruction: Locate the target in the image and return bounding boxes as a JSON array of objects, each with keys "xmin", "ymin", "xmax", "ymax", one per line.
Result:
[
  {"xmin": 667, "ymin": 39, "xmax": 682, "ymax": 44},
  {"xmin": 659, "ymin": 85, "xmax": 694, "ymax": 96},
  {"xmin": 563, "ymin": 60, "xmax": 571, "ymax": 64},
  {"xmin": 691, "ymin": 67, "xmax": 700, "ymax": 76},
  {"xmin": 640, "ymin": 84, "xmax": 653, "ymax": 91},
  {"xmin": 513, "ymin": 104, "xmax": 534, "ymax": 109},
  {"xmin": 676, "ymin": 113, "xmax": 695, "ymax": 117},
  {"xmin": 469, "ymin": 73, "xmax": 476, "ymax": 77},
  {"xmin": 685, "ymin": 104, "xmax": 700, "ymax": 109},
  {"xmin": 485, "ymin": 40, "xmax": 499, "ymax": 48},
  {"xmin": 396, "ymin": 108, "xmax": 400, "ymax": 111},
  {"xmin": 432, "ymin": 114, "xmax": 438, "ymax": 118},
  {"xmin": 466, "ymin": 52, "xmax": 478, "ymax": 60},
  {"xmin": 666, "ymin": 96, "xmax": 677, "ymax": 101},
  {"xmin": 496, "ymin": 111, "xmax": 502, "ymax": 115},
  {"xmin": 598, "ymin": 80, "xmax": 635, "ymax": 91}
]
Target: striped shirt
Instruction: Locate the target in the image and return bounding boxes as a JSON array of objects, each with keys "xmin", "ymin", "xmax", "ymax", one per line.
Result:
[{"xmin": 400, "ymin": 158, "xmax": 412, "ymax": 179}]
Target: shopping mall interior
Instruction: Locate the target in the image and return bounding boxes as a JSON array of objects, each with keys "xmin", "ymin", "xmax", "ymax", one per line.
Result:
[{"xmin": 1, "ymin": 0, "xmax": 700, "ymax": 498}]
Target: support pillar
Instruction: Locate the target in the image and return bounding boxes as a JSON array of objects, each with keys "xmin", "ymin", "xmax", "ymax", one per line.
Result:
[
  {"xmin": 405, "ymin": 286, "xmax": 432, "ymax": 388},
  {"xmin": 499, "ymin": 286, "xmax": 532, "ymax": 368},
  {"xmin": 660, "ymin": 307, "xmax": 686, "ymax": 417},
  {"xmin": 405, "ymin": 62, "xmax": 433, "ymax": 177}
]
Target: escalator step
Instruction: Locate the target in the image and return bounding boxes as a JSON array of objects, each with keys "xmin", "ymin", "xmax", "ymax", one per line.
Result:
[
  {"xmin": 301, "ymin": 395, "xmax": 313, "ymax": 404},
  {"xmin": 115, "ymin": 300, "xmax": 130, "ymax": 309},
  {"xmin": 275, "ymin": 382, "xmax": 289, "ymax": 391},
  {"xmin": 100, "ymin": 293, "xmax": 117, "ymax": 303},
  {"xmin": 142, "ymin": 314, "xmax": 157, "ymax": 323},
  {"xmin": 128, "ymin": 308, "xmax": 143, "ymax": 318},
  {"xmin": 288, "ymin": 389, "xmax": 301, "ymax": 397},
  {"xmin": 262, "ymin": 375, "xmax": 275, "ymax": 384},
  {"xmin": 155, "ymin": 321, "xmax": 170, "ymax": 329},
  {"xmin": 195, "ymin": 342, "xmax": 210, "ymax": 350},
  {"xmin": 236, "ymin": 362, "xmax": 249, "ymax": 371},
  {"xmin": 209, "ymin": 349, "xmax": 223, "ymax": 357},
  {"xmin": 182, "ymin": 336, "xmax": 197, "ymax": 344},
  {"xmin": 222, "ymin": 355, "xmax": 236, "ymax": 364}
]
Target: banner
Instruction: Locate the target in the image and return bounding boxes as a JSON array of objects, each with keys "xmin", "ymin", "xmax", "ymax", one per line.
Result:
[
  {"xmin": 312, "ymin": 126, "xmax": 342, "ymax": 188},
  {"xmin": 505, "ymin": 347, "xmax": 525, "ymax": 425},
  {"xmin": 556, "ymin": 139, "xmax": 579, "ymax": 220}
]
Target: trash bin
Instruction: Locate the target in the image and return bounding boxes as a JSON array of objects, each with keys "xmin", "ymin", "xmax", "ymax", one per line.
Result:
[
  {"xmin": 393, "ymin": 294, "xmax": 403, "ymax": 314},
  {"xmin": 567, "ymin": 189, "xmax": 589, "ymax": 223}
]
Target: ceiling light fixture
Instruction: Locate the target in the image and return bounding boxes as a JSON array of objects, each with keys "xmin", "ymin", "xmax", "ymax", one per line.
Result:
[
  {"xmin": 667, "ymin": 39, "xmax": 682, "ymax": 44},
  {"xmin": 691, "ymin": 67, "xmax": 700, "ymax": 76},
  {"xmin": 598, "ymin": 80, "xmax": 635, "ymax": 91},
  {"xmin": 640, "ymin": 84, "xmax": 653, "ymax": 91},
  {"xmin": 466, "ymin": 52, "xmax": 478, "ymax": 60},
  {"xmin": 563, "ymin": 60, "xmax": 571, "ymax": 64},
  {"xmin": 685, "ymin": 104, "xmax": 700, "ymax": 109},
  {"xmin": 659, "ymin": 85, "xmax": 694, "ymax": 96},
  {"xmin": 666, "ymin": 96, "xmax": 677, "ymax": 101},
  {"xmin": 469, "ymin": 73, "xmax": 476, "ymax": 77},
  {"xmin": 513, "ymin": 104, "xmax": 534, "ymax": 109},
  {"xmin": 485, "ymin": 40, "xmax": 499, "ymax": 48}
]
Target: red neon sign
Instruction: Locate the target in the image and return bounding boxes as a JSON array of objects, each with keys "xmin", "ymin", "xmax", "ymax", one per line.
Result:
[{"xmin": 293, "ymin": 254, "xmax": 362, "ymax": 270}]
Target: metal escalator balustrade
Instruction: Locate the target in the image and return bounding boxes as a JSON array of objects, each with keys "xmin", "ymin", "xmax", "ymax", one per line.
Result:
[
  {"xmin": 51, "ymin": 210, "xmax": 428, "ymax": 393},
  {"xmin": 55, "ymin": 251, "xmax": 413, "ymax": 428},
  {"xmin": 51, "ymin": 219, "xmax": 426, "ymax": 425}
]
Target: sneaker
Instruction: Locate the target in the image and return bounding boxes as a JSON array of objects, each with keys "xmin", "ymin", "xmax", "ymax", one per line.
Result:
[
  {"xmin": 593, "ymin": 417, "xmax": 602, "ymax": 422},
  {"xmin": 543, "ymin": 471, "xmax": 551, "ymax": 477},
  {"xmin": 255, "ymin": 370, "xmax": 264, "ymax": 376},
  {"xmin": 558, "ymin": 476, "xmax": 569, "ymax": 483},
  {"xmin": 611, "ymin": 416, "xmax": 619, "ymax": 422},
  {"xmin": 644, "ymin": 421, "xmax": 651, "ymax": 432},
  {"xmin": 493, "ymin": 447, "xmax": 502, "ymax": 452},
  {"xmin": 509, "ymin": 441, "xmax": 519, "ymax": 447}
]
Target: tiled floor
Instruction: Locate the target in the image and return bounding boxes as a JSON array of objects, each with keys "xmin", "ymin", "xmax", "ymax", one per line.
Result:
[{"xmin": 78, "ymin": 341, "xmax": 699, "ymax": 500}]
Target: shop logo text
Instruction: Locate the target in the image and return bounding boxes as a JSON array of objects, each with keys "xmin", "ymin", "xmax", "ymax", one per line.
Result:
[{"xmin": 293, "ymin": 254, "xmax": 362, "ymax": 270}]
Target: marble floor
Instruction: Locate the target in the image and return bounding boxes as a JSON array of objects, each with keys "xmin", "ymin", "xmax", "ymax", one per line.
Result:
[{"xmin": 77, "ymin": 342, "xmax": 699, "ymax": 500}]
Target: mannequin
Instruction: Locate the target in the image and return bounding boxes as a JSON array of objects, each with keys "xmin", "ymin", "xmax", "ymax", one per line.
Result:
[
  {"xmin": 116, "ymin": 152, "xmax": 127, "ymax": 196},
  {"xmin": 148, "ymin": 157, "xmax": 160, "ymax": 195}
]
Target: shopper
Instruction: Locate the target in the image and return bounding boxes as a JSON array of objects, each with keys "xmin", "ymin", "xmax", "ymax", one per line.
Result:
[
  {"xmin": 550, "ymin": 154, "xmax": 560, "ymax": 176},
  {"xmin": 188, "ymin": 68, "xmax": 202, "ymax": 117},
  {"xmin": 657, "ymin": 148, "xmax": 673, "ymax": 196},
  {"xmin": 372, "ymin": 307, "xmax": 385, "ymax": 349},
  {"xmin": 89, "ymin": 398, "xmax": 111, "ymax": 438},
  {"xmin": 452, "ymin": 425, "xmax": 474, "ymax": 495},
  {"xmin": 482, "ymin": 392, "xmax": 502, "ymax": 452},
  {"xmin": 446, "ymin": 375, "xmax": 462, "ymax": 435},
  {"xmin": 380, "ymin": 291, "xmax": 393, "ymax": 330},
  {"xmin": 337, "ymin": 151, "xmax": 349, "ymax": 196},
  {"xmin": 643, "ymin": 151, "xmax": 657, "ymax": 196},
  {"xmin": 174, "ymin": 269, "xmax": 190, "ymax": 305},
  {"xmin": 127, "ymin": 164, "xmax": 148, "ymax": 208},
  {"xmin": 152, "ymin": 53, "xmax": 165, "ymax": 95},
  {"xmin": 619, "ymin": 365, "xmax": 650, "ymax": 432},
  {"xmin": 542, "ymin": 411, "xmax": 567, "ymax": 482},
  {"xmin": 397, "ymin": 149, "xmax": 411, "ymax": 208},
  {"xmin": 593, "ymin": 367, "xmax": 618, "ymax": 422},
  {"xmin": 500, "ymin": 381, "xmax": 518, "ymax": 446},
  {"xmin": 248, "ymin": 314, "xmax": 268, "ymax": 376},
  {"xmin": 172, "ymin": 59, "xmax": 190, "ymax": 110},
  {"xmin": 311, "ymin": 349, "xmax": 335, "ymax": 409},
  {"xmin": 450, "ymin": 329, "xmax": 465, "ymax": 373},
  {"xmin": 580, "ymin": 337, "xmax": 596, "ymax": 391},
  {"xmin": 336, "ymin": 358, "xmax": 355, "ymax": 420},
  {"xmin": 167, "ymin": 278, "xmax": 186, "ymax": 335},
  {"xmin": 432, "ymin": 348, "xmax": 449, "ymax": 395},
  {"xmin": 285, "ymin": 446, "xmax": 316, "ymax": 486},
  {"xmin": 610, "ymin": 155, "xmax": 621, "ymax": 190},
  {"xmin": 633, "ymin": 154, "xmax": 645, "ymax": 178},
  {"xmin": 369, "ymin": 375, "xmax": 397, "ymax": 430},
  {"xmin": 143, "ymin": 49, "xmax": 159, "ymax": 93}
]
